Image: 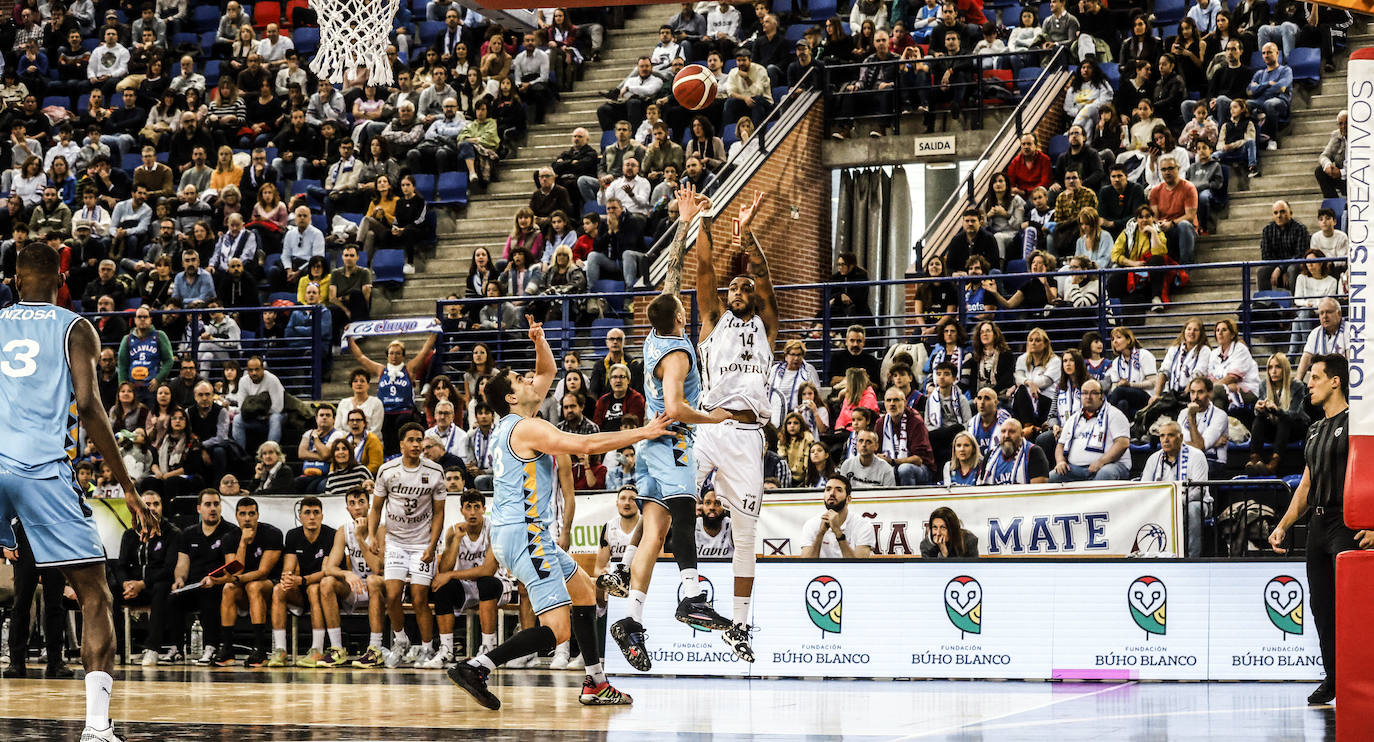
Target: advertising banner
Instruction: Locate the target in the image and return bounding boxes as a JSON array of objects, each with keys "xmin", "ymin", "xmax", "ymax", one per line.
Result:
[
  {"xmin": 88, "ymin": 480, "xmax": 1185, "ymax": 559},
  {"xmin": 604, "ymin": 560, "xmax": 1324, "ymax": 681}
]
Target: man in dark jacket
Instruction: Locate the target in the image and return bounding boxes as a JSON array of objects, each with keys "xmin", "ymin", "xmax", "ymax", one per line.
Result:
[
  {"xmin": 836, "ymin": 29, "xmax": 898, "ymax": 137},
  {"xmin": 551, "ymin": 127, "xmax": 599, "ymax": 211},
  {"xmin": 187, "ymin": 379, "xmax": 236, "ymax": 480},
  {"xmin": 167, "ymin": 112, "xmax": 215, "ymax": 174},
  {"xmin": 1051, "ymin": 125, "xmax": 1105, "ymax": 198},
  {"xmin": 944, "ymin": 208, "xmax": 1001, "ymax": 272},
  {"xmin": 270, "ymin": 109, "xmax": 323, "ymax": 182},
  {"xmin": 529, "ymin": 166, "xmax": 573, "ymax": 229},
  {"xmin": 1095, "ymin": 164, "xmax": 1148, "ymax": 237},
  {"xmin": 116, "ymin": 491, "xmax": 182, "ymax": 665}
]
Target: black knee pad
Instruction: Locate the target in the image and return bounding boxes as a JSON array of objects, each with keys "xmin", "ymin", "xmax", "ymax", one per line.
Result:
[
  {"xmin": 475, "ymin": 576, "xmax": 504, "ymax": 601},
  {"xmin": 667, "ymin": 497, "xmax": 699, "ymax": 571}
]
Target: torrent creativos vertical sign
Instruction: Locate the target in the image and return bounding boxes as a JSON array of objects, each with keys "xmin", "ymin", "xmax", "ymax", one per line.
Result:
[{"xmin": 1344, "ymin": 48, "xmax": 1374, "ymax": 526}]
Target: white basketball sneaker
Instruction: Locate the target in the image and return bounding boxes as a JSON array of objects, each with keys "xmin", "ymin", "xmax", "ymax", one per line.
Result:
[
  {"xmin": 80, "ymin": 726, "xmax": 124, "ymax": 741},
  {"xmin": 139, "ymin": 649, "xmax": 158, "ymax": 667}
]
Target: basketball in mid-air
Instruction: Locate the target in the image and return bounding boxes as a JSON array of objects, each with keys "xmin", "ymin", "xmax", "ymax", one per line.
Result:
[{"xmin": 672, "ymin": 64, "xmax": 718, "ymax": 110}]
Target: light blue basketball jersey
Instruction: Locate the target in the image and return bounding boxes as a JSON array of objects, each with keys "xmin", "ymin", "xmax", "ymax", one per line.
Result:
[
  {"xmin": 643, "ymin": 331, "xmax": 700, "ymax": 423},
  {"xmin": 0, "ymin": 302, "xmax": 81, "ymax": 479},
  {"xmin": 488, "ymin": 414, "xmax": 557, "ymax": 529}
]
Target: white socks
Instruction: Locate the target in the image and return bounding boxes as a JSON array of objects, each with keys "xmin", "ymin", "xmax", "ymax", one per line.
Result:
[
  {"xmin": 85, "ymin": 671, "xmax": 112, "ymax": 731},
  {"xmin": 327, "ymin": 628, "xmax": 343, "ymax": 648},
  {"xmin": 481, "ymin": 632, "xmax": 496, "ymax": 650},
  {"xmin": 628, "ymin": 589, "xmax": 648, "ymax": 622},
  {"xmin": 472, "ymin": 654, "xmax": 496, "ymax": 671},
  {"xmin": 311, "ymin": 629, "xmax": 325, "ymax": 652},
  {"xmin": 734, "ymin": 596, "xmax": 752, "ymax": 625},
  {"xmin": 369, "ymin": 632, "xmax": 384, "ymax": 649},
  {"xmin": 585, "ymin": 661, "xmax": 606, "ymax": 684},
  {"xmin": 439, "ymin": 634, "xmax": 454, "ymax": 655},
  {"xmin": 273, "ymin": 629, "xmax": 288, "ymax": 652},
  {"xmin": 680, "ymin": 568, "xmax": 701, "ymax": 598}
]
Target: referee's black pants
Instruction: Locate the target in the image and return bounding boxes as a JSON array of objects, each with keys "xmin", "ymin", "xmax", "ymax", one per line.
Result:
[{"xmin": 1306, "ymin": 512, "xmax": 1359, "ymax": 683}]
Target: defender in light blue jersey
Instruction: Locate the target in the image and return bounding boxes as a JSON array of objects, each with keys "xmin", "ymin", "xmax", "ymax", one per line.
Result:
[
  {"xmin": 0, "ymin": 243, "xmax": 154, "ymax": 742},
  {"xmin": 603, "ymin": 185, "xmax": 745, "ymax": 674},
  {"xmin": 448, "ymin": 318, "xmax": 668, "ymax": 711}
]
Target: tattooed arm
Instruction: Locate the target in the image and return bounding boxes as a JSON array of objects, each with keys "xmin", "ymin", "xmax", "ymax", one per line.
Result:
[{"xmin": 738, "ymin": 192, "xmax": 778, "ymax": 347}]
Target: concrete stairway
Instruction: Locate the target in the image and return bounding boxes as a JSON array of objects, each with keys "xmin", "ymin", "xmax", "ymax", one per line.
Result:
[{"xmin": 321, "ymin": 8, "xmax": 665, "ymax": 401}]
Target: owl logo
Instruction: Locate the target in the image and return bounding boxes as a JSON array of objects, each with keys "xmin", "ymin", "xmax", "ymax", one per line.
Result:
[
  {"xmin": 944, "ymin": 576, "xmax": 982, "ymax": 638},
  {"xmin": 1128, "ymin": 576, "xmax": 1167, "ymax": 638},
  {"xmin": 676, "ymin": 576, "xmax": 718, "ymax": 634},
  {"xmin": 1265, "ymin": 575, "xmax": 1304, "ymax": 639},
  {"xmin": 805, "ymin": 575, "xmax": 842, "ymax": 637}
]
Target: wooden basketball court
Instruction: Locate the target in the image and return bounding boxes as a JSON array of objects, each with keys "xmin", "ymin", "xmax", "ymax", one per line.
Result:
[{"xmin": 0, "ymin": 666, "xmax": 1338, "ymax": 740}]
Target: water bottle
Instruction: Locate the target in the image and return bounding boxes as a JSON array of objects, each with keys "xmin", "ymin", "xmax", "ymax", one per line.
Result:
[{"xmin": 190, "ymin": 619, "xmax": 203, "ymax": 658}]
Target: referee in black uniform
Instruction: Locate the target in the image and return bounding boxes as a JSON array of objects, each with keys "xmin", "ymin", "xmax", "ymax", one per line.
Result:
[{"xmin": 1269, "ymin": 353, "xmax": 1357, "ymax": 706}]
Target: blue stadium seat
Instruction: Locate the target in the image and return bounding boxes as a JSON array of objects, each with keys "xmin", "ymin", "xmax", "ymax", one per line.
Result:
[
  {"xmin": 200, "ymin": 31, "xmax": 218, "ymax": 55},
  {"xmin": 1322, "ymin": 197, "xmax": 1347, "ymax": 230},
  {"xmin": 1046, "ymin": 134, "xmax": 1069, "ymax": 160},
  {"xmin": 204, "ymin": 60, "xmax": 222, "ymax": 86},
  {"xmin": 1152, "ymin": 0, "xmax": 1186, "ymax": 25},
  {"xmin": 602, "ymin": 130, "xmax": 616, "ymax": 147},
  {"xmin": 82, "ymin": 38, "xmax": 100, "ymax": 52},
  {"xmin": 41, "ymin": 96, "xmax": 67, "ymax": 110},
  {"xmin": 433, "ymin": 171, "xmax": 468, "ymax": 206},
  {"xmin": 592, "ymin": 279, "xmax": 627, "ymax": 315},
  {"xmin": 808, "ymin": 0, "xmax": 837, "ymax": 19},
  {"xmin": 410, "ymin": 0, "xmax": 428, "ymax": 14},
  {"xmin": 1100, "ymin": 62, "xmax": 1119, "ymax": 89},
  {"xmin": 1001, "ymin": 6, "xmax": 1023, "ymax": 26},
  {"xmin": 336, "ymin": 212, "xmax": 363, "ymax": 227},
  {"xmin": 1289, "ymin": 47, "xmax": 1321, "ymax": 85},
  {"xmin": 771, "ymin": 85, "xmax": 789, "ymax": 103},
  {"xmin": 294, "ymin": 27, "xmax": 320, "ymax": 56},
  {"xmin": 417, "ymin": 20, "xmax": 446, "ymax": 45},
  {"xmin": 1015, "ymin": 67, "xmax": 1043, "ymax": 93},
  {"xmin": 590, "ymin": 318, "xmax": 625, "ymax": 346},
  {"xmin": 171, "ymin": 32, "xmax": 199, "ymax": 49},
  {"xmin": 1003, "ymin": 259, "xmax": 1029, "ymax": 292},
  {"xmin": 192, "ymin": 4, "xmax": 221, "ymax": 30},
  {"xmin": 297, "ymin": 179, "xmax": 323, "ymax": 208},
  {"xmin": 311, "ymin": 213, "xmax": 327, "ymax": 234},
  {"xmin": 723, "ymin": 123, "xmax": 739, "ymax": 148},
  {"xmin": 1035, "ymin": 2, "xmax": 1051, "ymax": 21},
  {"xmin": 541, "ymin": 320, "xmax": 574, "ymax": 349},
  {"xmin": 784, "ymin": 23, "xmax": 807, "ymax": 43},
  {"xmin": 411, "ymin": 173, "xmax": 436, "ymax": 200},
  {"xmin": 372, "ymin": 250, "xmax": 407, "ymax": 285},
  {"xmin": 122, "ymin": 153, "xmax": 142, "ymax": 172}
]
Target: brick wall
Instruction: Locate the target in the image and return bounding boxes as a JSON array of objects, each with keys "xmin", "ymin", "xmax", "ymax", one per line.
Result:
[{"xmin": 632, "ymin": 101, "xmax": 832, "ymax": 337}]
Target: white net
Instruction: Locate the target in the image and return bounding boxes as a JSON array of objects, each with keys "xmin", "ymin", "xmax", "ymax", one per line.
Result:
[{"xmin": 309, "ymin": 0, "xmax": 400, "ymax": 85}]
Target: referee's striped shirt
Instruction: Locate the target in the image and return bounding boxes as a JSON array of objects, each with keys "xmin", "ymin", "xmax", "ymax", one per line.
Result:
[{"xmin": 1305, "ymin": 408, "xmax": 1348, "ymax": 510}]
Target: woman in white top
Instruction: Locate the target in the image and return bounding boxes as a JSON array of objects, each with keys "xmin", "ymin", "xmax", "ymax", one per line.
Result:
[
  {"xmin": 1014, "ymin": 327, "xmax": 1062, "ymax": 396},
  {"xmin": 1155, "ymin": 316, "xmax": 1212, "ymax": 397},
  {"xmin": 1007, "ymin": 8, "xmax": 1043, "ymax": 53},
  {"xmin": 1104, "ymin": 325, "xmax": 1157, "ymax": 421},
  {"xmin": 1206, "ymin": 317, "xmax": 1261, "ymax": 410},
  {"xmin": 795, "ymin": 381, "xmax": 830, "ymax": 437},
  {"xmin": 1290, "ymin": 248, "xmax": 1341, "ymax": 357},
  {"xmin": 767, "ymin": 339, "xmax": 822, "ymax": 427},
  {"xmin": 727, "ymin": 116, "xmax": 754, "ymax": 160},
  {"xmin": 1037, "ymin": 348, "xmax": 1089, "ymax": 454}
]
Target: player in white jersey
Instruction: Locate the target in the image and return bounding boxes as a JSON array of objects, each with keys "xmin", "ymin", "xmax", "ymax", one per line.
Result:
[
  {"xmin": 596, "ymin": 486, "xmax": 641, "ymax": 574},
  {"xmin": 692, "ymin": 190, "xmax": 777, "ymax": 661},
  {"xmin": 368, "ymin": 423, "xmax": 447, "ymax": 667},
  {"xmin": 320, "ymin": 486, "xmax": 387, "ymax": 668},
  {"xmin": 696, "ymin": 489, "xmax": 735, "ymax": 558},
  {"xmin": 428, "ymin": 488, "xmax": 515, "ymax": 668}
]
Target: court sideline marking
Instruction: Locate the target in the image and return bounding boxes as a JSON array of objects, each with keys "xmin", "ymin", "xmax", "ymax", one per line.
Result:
[{"xmin": 888, "ymin": 681, "xmax": 1138, "ymax": 740}]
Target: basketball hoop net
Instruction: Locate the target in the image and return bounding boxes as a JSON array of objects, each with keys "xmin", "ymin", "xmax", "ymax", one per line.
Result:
[{"xmin": 310, "ymin": 0, "xmax": 399, "ymax": 85}]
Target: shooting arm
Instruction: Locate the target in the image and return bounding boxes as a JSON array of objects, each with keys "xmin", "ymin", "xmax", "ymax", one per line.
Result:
[
  {"xmin": 745, "ymin": 230, "xmax": 779, "ymax": 345},
  {"xmin": 663, "ymin": 211, "xmax": 693, "ymax": 297},
  {"xmin": 694, "ymin": 214, "xmax": 721, "ymax": 325}
]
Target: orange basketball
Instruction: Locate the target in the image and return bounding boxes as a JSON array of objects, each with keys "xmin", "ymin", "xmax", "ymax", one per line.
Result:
[{"xmin": 672, "ymin": 64, "xmax": 718, "ymax": 111}]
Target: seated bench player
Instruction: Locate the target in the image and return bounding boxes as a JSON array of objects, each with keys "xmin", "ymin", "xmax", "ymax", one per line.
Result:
[
  {"xmin": 318, "ymin": 486, "xmax": 389, "ymax": 668},
  {"xmin": 213, "ymin": 497, "xmax": 284, "ymax": 666},
  {"xmin": 267, "ymin": 496, "xmax": 338, "ymax": 666},
  {"xmin": 426, "ymin": 488, "xmax": 515, "ymax": 668}
]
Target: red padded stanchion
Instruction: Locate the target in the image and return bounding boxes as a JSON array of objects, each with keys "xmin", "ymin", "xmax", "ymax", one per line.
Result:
[
  {"xmin": 1336, "ymin": 550, "xmax": 1374, "ymax": 738},
  {"xmin": 1344, "ymin": 437, "xmax": 1374, "ymax": 527}
]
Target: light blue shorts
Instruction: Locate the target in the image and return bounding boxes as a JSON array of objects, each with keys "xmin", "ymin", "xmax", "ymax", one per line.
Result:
[
  {"xmin": 491, "ymin": 522, "xmax": 577, "ymax": 615},
  {"xmin": 0, "ymin": 467, "xmax": 105, "ymax": 567},
  {"xmin": 635, "ymin": 430, "xmax": 697, "ymax": 506}
]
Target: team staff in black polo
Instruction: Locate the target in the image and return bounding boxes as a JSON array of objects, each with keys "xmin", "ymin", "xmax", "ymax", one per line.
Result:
[{"xmin": 1269, "ymin": 353, "xmax": 1355, "ymax": 706}]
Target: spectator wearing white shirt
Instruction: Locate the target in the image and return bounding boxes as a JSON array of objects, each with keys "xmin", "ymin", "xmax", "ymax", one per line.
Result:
[
  {"xmin": 838, "ymin": 430, "xmax": 896, "ymax": 488},
  {"xmin": 1186, "ymin": 0, "xmax": 1221, "ymax": 35},
  {"xmin": 169, "ymin": 55, "xmax": 206, "ymax": 96},
  {"xmin": 511, "ymin": 32, "xmax": 553, "ymax": 123},
  {"xmin": 1207, "ymin": 318, "xmax": 1261, "ymax": 410},
  {"xmin": 1104, "ymin": 326, "xmax": 1157, "ymax": 422},
  {"xmin": 1180, "ymin": 376, "xmax": 1229, "ymax": 478},
  {"xmin": 767, "ymin": 339, "xmax": 821, "ymax": 426},
  {"xmin": 257, "ymin": 23, "xmax": 294, "ymax": 71},
  {"xmin": 1296, "ymin": 297, "xmax": 1346, "ymax": 383},
  {"xmin": 335, "ymin": 368, "xmax": 385, "ymax": 436},
  {"xmin": 1141, "ymin": 420, "xmax": 1211, "ymax": 556},
  {"xmin": 43, "ymin": 127, "xmax": 81, "ymax": 173},
  {"xmin": 597, "ymin": 156, "xmax": 652, "ymax": 217},
  {"xmin": 210, "ymin": 213, "xmax": 260, "ymax": 276},
  {"xmin": 87, "ymin": 27, "xmax": 129, "ymax": 98},
  {"xmin": 229, "ymin": 356, "xmax": 286, "ymax": 446},
  {"xmin": 703, "ymin": 0, "xmax": 742, "ymax": 59},
  {"xmin": 425, "ymin": 400, "xmax": 470, "ymax": 462},
  {"xmin": 650, "ymin": 25, "xmax": 684, "ymax": 75},
  {"xmin": 800, "ymin": 475, "xmax": 876, "ymax": 558},
  {"xmin": 1291, "ymin": 248, "xmax": 1342, "ymax": 356},
  {"xmin": 1308, "ymin": 208, "xmax": 1349, "ymax": 283},
  {"xmin": 1155, "ymin": 318, "xmax": 1213, "ymax": 398},
  {"xmin": 1051, "ymin": 379, "xmax": 1132, "ymax": 482},
  {"xmin": 271, "ymin": 205, "xmax": 325, "ymax": 291},
  {"xmin": 722, "ymin": 48, "xmax": 772, "ymax": 126},
  {"xmin": 595, "ymin": 56, "xmax": 663, "ymax": 132}
]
